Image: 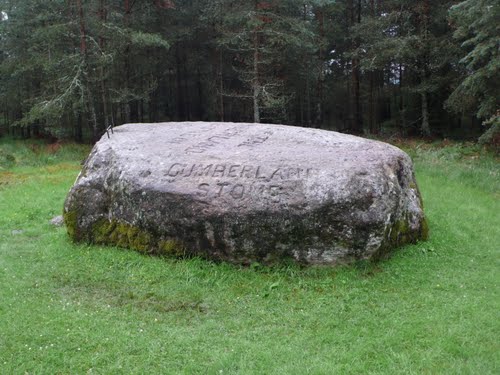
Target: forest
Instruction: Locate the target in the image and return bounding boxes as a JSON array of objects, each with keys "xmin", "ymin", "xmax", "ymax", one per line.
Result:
[{"xmin": 0, "ymin": 0, "xmax": 498, "ymax": 143}]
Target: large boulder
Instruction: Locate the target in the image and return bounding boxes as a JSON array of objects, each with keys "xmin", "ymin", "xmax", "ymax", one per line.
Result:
[{"xmin": 64, "ymin": 122, "xmax": 428, "ymax": 265}]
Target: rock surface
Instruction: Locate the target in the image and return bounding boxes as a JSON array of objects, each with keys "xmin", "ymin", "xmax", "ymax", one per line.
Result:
[
  {"xmin": 50, "ymin": 215, "xmax": 64, "ymax": 227},
  {"xmin": 64, "ymin": 122, "xmax": 428, "ymax": 265}
]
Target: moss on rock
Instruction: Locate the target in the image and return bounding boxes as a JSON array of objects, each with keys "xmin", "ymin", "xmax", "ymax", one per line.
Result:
[
  {"xmin": 91, "ymin": 219, "xmax": 150, "ymax": 253},
  {"xmin": 63, "ymin": 210, "xmax": 79, "ymax": 240},
  {"xmin": 63, "ymin": 209, "xmax": 187, "ymax": 258},
  {"xmin": 374, "ymin": 212, "xmax": 428, "ymax": 261},
  {"xmin": 158, "ymin": 239, "xmax": 185, "ymax": 257},
  {"xmin": 87, "ymin": 218, "xmax": 185, "ymax": 257},
  {"xmin": 419, "ymin": 216, "xmax": 430, "ymax": 240}
]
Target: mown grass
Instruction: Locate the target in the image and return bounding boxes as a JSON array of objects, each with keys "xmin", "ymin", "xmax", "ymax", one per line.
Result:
[{"xmin": 0, "ymin": 137, "xmax": 498, "ymax": 374}]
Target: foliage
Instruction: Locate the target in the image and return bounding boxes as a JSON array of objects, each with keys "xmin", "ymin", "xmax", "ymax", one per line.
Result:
[
  {"xmin": 0, "ymin": 0, "xmax": 497, "ymax": 140},
  {"xmin": 478, "ymin": 113, "xmax": 500, "ymax": 149},
  {"xmin": 204, "ymin": 0, "xmax": 315, "ymax": 122},
  {"xmin": 0, "ymin": 0, "xmax": 170, "ymax": 140},
  {"xmin": 446, "ymin": 0, "xmax": 500, "ymax": 120},
  {"xmin": 0, "ymin": 138, "xmax": 90, "ymax": 170}
]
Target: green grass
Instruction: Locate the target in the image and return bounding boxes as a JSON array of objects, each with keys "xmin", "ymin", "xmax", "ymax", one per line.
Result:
[{"xmin": 0, "ymin": 138, "xmax": 499, "ymax": 374}]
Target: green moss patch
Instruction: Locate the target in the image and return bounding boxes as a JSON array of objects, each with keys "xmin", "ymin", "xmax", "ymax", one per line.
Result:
[
  {"xmin": 374, "ymin": 213, "xmax": 428, "ymax": 261},
  {"xmin": 158, "ymin": 239, "xmax": 185, "ymax": 257},
  {"xmin": 90, "ymin": 218, "xmax": 185, "ymax": 257},
  {"xmin": 63, "ymin": 210, "xmax": 79, "ymax": 240}
]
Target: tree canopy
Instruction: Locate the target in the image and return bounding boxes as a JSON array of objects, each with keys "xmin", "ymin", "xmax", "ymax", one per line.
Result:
[{"xmin": 0, "ymin": 0, "xmax": 498, "ymax": 142}]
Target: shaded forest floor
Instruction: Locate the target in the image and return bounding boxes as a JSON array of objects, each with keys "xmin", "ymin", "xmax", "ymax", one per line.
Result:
[{"xmin": 0, "ymin": 137, "xmax": 499, "ymax": 374}]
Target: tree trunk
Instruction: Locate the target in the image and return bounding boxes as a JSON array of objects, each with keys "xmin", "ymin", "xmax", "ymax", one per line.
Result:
[
  {"xmin": 399, "ymin": 64, "xmax": 406, "ymax": 136},
  {"xmin": 175, "ymin": 46, "xmax": 186, "ymax": 120},
  {"xmin": 352, "ymin": 61, "xmax": 362, "ymax": 133},
  {"xmin": 305, "ymin": 70, "xmax": 311, "ymax": 126},
  {"xmin": 368, "ymin": 0, "xmax": 376, "ymax": 134},
  {"xmin": 355, "ymin": 0, "xmax": 362, "ymax": 132},
  {"xmin": 369, "ymin": 72, "xmax": 375, "ymax": 133},
  {"xmin": 315, "ymin": 6, "xmax": 324, "ymax": 126},
  {"xmin": 76, "ymin": 114, "xmax": 83, "ymax": 143},
  {"xmin": 123, "ymin": 0, "xmax": 131, "ymax": 123},
  {"xmin": 182, "ymin": 53, "xmax": 191, "ymax": 120},
  {"xmin": 77, "ymin": 0, "xmax": 98, "ymax": 140},
  {"xmin": 88, "ymin": 89, "xmax": 99, "ymax": 141},
  {"xmin": 99, "ymin": 0, "xmax": 109, "ymax": 127},
  {"xmin": 139, "ymin": 100, "xmax": 144, "ymax": 122},
  {"xmin": 348, "ymin": 0, "xmax": 363, "ymax": 134},
  {"xmin": 218, "ymin": 50, "xmax": 225, "ymax": 122},
  {"xmin": 420, "ymin": 0, "xmax": 431, "ymax": 136},
  {"xmin": 421, "ymin": 92, "xmax": 431, "ymax": 136},
  {"xmin": 67, "ymin": 0, "xmax": 73, "ymax": 18},
  {"xmin": 252, "ymin": 27, "xmax": 260, "ymax": 123},
  {"xmin": 252, "ymin": 0, "xmax": 261, "ymax": 123},
  {"xmin": 197, "ymin": 69, "xmax": 204, "ymax": 120},
  {"xmin": 299, "ymin": 93, "xmax": 304, "ymax": 126},
  {"xmin": 77, "ymin": 0, "xmax": 87, "ymax": 54}
]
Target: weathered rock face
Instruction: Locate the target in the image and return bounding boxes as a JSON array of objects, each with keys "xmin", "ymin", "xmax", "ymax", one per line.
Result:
[{"xmin": 64, "ymin": 122, "xmax": 428, "ymax": 265}]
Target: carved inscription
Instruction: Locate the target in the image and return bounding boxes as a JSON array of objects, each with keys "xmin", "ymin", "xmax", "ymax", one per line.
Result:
[
  {"xmin": 166, "ymin": 132, "xmax": 198, "ymax": 145},
  {"xmin": 238, "ymin": 130, "xmax": 273, "ymax": 147},
  {"xmin": 165, "ymin": 126, "xmax": 215, "ymax": 145},
  {"xmin": 166, "ymin": 163, "xmax": 314, "ymax": 180},
  {"xmin": 185, "ymin": 127, "xmax": 242, "ymax": 154},
  {"xmin": 195, "ymin": 181, "xmax": 296, "ymax": 203},
  {"xmin": 164, "ymin": 162, "xmax": 314, "ymax": 203}
]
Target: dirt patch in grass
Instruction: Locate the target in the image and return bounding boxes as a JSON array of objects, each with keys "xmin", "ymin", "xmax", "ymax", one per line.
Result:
[
  {"xmin": 0, "ymin": 171, "xmax": 30, "ymax": 187},
  {"xmin": 55, "ymin": 281, "xmax": 209, "ymax": 314},
  {"xmin": 44, "ymin": 163, "xmax": 82, "ymax": 173}
]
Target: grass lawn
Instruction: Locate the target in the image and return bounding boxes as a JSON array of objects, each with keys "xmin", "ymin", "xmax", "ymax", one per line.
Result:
[{"xmin": 0, "ymin": 138, "xmax": 499, "ymax": 374}]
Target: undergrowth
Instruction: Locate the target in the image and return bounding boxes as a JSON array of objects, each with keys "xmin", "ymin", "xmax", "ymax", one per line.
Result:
[{"xmin": 0, "ymin": 137, "xmax": 90, "ymax": 170}]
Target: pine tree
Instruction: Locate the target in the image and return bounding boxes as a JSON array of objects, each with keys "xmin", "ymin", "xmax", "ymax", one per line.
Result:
[
  {"xmin": 0, "ymin": 0, "xmax": 169, "ymax": 139},
  {"xmin": 204, "ymin": 0, "xmax": 314, "ymax": 123},
  {"xmin": 446, "ymin": 0, "xmax": 500, "ymax": 122}
]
